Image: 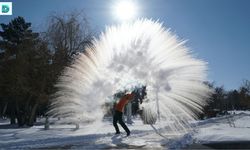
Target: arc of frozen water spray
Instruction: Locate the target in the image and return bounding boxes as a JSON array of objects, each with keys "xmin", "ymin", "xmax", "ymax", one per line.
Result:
[{"xmin": 47, "ymin": 19, "xmax": 212, "ymax": 133}]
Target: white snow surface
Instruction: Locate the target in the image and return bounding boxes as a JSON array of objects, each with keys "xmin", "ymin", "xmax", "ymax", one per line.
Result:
[
  {"xmin": 0, "ymin": 118, "xmax": 187, "ymax": 149},
  {"xmin": 1, "ymin": 111, "xmax": 250, "ymax": 149},
  {"xmin": 194, "ymin": 111, "xmax": 250, "ymax": 143}
]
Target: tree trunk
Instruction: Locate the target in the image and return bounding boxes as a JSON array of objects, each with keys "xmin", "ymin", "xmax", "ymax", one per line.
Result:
[
  {"xmin": 28, "ymin": 102, "xmax": 39, "ymax": 126},
  {"xmin": 16, "ymin": 101, "xmax": 25, "ymax": 127},
  {"xmin": 10, "ymin": 101, "xmax": 16, "ymax": 124},
  {"xmin": 10, "ymin": 105, "xmax": 16, "ymax": 124},
  {"xmin": 2, "ymin": 102, "xmax": 8, "ymax": 116},
  {"xmin": 24, "ymin": 95, "xmax": 32, "ymax": 126}
]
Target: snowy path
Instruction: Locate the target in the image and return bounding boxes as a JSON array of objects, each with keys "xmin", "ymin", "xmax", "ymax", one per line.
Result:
[
  {"xmin": 0, "ymin": 119, "xmax": 184, "ymax": 149},
  {"xmin": 1, "ymin": 111, "xmax": 250, "ymax": 149}
]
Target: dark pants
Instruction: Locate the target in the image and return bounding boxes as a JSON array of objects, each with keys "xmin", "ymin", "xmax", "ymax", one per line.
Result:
[{"xmin": 113, "ymin": 110, "xmax": 130, "ymax": 134}]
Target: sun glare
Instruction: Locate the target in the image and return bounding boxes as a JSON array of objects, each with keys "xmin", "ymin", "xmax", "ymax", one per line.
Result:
[{"xmin": 113, "ymin": 1, "xmax": 137, "ymax": 21}]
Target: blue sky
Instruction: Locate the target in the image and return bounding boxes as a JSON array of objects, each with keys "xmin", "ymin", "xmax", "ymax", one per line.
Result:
[{"xmin": 0, "ymin": 0, "xmax": 250, "ymax": 90}]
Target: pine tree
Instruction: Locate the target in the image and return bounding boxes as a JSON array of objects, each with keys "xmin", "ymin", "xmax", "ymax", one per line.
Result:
[{"xmin": 0, "ymin": 16, "xmax": 51, "ymax": 126}]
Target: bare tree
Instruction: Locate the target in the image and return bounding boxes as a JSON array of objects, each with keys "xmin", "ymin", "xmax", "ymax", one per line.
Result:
[
  {"xmin": 239, "ymin": 79, "xmax": 250, "ymax": 109},
  {"xmin": 44, "ymin": 11, "xmax": 94, "ymax": 125},
  {"xmin": 46, "ymin": 11, "xmax": 93, "ymax": 70}
]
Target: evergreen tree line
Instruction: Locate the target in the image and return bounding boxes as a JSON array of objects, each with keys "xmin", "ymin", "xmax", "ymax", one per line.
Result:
[
  {"xmin": 0, "ymin": 14, "xmax": 249, "ymax": 126},
  {"xmin": 202, "ymin": 80, "xmax": 250, "ymax": 118},
  {"xmin": 0, "ymin": 12, "xmax": 93, "ymax": 127}
]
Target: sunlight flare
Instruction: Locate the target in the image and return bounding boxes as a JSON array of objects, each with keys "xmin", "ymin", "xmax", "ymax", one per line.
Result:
[{"xmin": 113, "ymin": 0, "xmax": 137, "ymax": 21}]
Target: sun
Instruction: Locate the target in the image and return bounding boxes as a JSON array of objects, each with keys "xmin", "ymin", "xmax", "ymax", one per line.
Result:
[{"xmin": 113, "ymin": 0, "xmax": 137, "ymax": 21}]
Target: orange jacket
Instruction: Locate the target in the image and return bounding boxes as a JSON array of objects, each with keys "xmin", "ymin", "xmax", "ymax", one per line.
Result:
[{"xmin": 115, "ymin": 94, "xmax": 134, "ymax": 112}]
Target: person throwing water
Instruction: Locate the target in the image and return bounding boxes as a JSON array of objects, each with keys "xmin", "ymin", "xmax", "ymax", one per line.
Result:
[{"xmin": 113, "ymin": 93, "xmax": 134, "ymax": 136}]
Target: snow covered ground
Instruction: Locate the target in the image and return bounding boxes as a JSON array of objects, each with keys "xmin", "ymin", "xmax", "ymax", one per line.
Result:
[
  {"xmin": 194, "ymin": 111, "xmax": 250, "ymax": 143},
  {"xmin": 1, "ymin": 111, "xmax": 250, "ymax": 149},
  {"xmin": 0, "ymin": 117, "xmax": 186, "ymax": 149}
]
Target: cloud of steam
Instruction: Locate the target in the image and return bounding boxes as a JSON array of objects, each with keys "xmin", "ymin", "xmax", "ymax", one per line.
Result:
[{"xmin": 47, "ymin": 19, "xmax": 212, "ymax": 132}]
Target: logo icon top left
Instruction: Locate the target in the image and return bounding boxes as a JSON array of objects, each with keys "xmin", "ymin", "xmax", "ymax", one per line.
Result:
[{"xmin": 0, "ymin": 2, "xmax": 12, "ymax": 15}]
